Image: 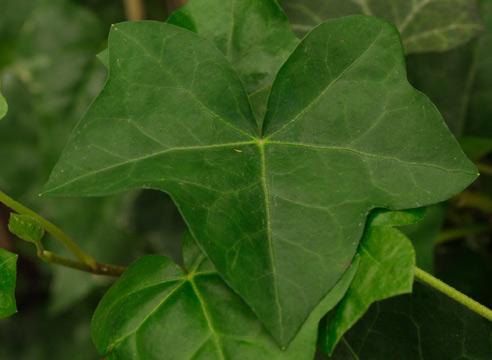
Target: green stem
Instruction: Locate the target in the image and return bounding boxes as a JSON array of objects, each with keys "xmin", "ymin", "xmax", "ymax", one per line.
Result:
[
  {"xmin": 0, "ymin": 189, "xmax": 125, "ymax": 277},
  {"xmin": 0, "ymin": 190, "xmax": 97, "ymax": 267},
  {"xmin": 414, "ymin": 267, "xmax": 492, "ymax": 322}
]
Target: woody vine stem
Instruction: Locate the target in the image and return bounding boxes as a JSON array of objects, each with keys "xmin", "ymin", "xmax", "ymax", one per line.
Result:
[{"xmin": 0, "ymin": 188, "xmax": 491, "ymax": 320}]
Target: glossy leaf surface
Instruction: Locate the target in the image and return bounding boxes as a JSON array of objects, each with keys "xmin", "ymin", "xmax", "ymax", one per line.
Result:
[
  {"xmin": 330, "ymin": 281, "xmax": 492, "ymax": 359},
  {"xmin": 320, "ymin": 209, "xmax": 421, "ymax": 355},
  {"xmin": 92, "ymin": 236, "xmax": 358, "ymax": 359},
  {"xmin": 0, "ymin": 248, "xmax": 17, "ymax": 318},
  {"xmin": 45, "ymin": 16, "xmax": 476, "ymax": 345},
  {"xmin": 282, "ymin": 0, "xmax": 482, "ymax": 53}
]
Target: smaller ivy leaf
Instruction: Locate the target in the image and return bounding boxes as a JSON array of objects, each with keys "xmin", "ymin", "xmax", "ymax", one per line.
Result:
[
  {"xmin": 167, "ymin": 0, "xmax": 298, "ymax": 95},
  {"xmin": 282, "ymin": 0, "xmax": 483, "ymax": 54},
  {"xmin": 0, "ymin": 248, "xmax": 18, "ymax": 319},
  {"xmin": 320, "ymin": 209, "xmax": 419, "ymax": 355},
  {"xmin": 91, "ymin": 235, "xmax": 359, "ymax": 359},
  {"xmin": 8, "ymin": 213, "xmax": 45, "ymax": 247},
  {"xmin": 0, "ymin": 91, "xmax": 7, "ymax": 120},
  {"xmin": 330, "ymin": 281, "xmax": 492, "ymax": 360}
]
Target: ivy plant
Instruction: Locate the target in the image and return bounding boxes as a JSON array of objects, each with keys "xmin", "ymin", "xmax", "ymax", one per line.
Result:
[{"xmin": 1, "ymin": 0, "xmax": 492, "ymax": 359}]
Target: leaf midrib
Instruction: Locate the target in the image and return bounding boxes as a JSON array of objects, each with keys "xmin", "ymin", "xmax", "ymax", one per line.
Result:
[{"xmin": 258, "ymin": 140, "xmax": 284, "ymax": 341}]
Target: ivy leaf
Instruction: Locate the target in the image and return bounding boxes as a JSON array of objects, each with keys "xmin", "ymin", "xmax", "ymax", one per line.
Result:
[
  {"xmin": 281, "ymin": 0, "xmax": 482, "ymax": 53},
  {"xmin": 320, "ymin": 209, "xmax": 422, "ymax": 355},
  {"xmin": 0, "ymin": 248, "xmax": 17, "ymax": 319},
  {"xmin": 92, "ymin": 235, "xmax": 359, "ymax": 359},
  {"xmin": 329, "ymin": 281, "xmax": 492, "ymax": 359},
  {"xmin": 0, "ymin": 90, "xmax": 7, "ymax": 120},
  {"xmin": 167, "ymin": 0, "xmax": 298, "ymax": 95},
  {"xmin": 44, "ymin": 16, "xmax": 477, "ymax": 345},
  {"xmin": 8, "ymin": 213, "xmax": 45, "ymax": 246},
  {"xmin": 96, "ymin": 0, "xmax": 298, "ymax": 124}
]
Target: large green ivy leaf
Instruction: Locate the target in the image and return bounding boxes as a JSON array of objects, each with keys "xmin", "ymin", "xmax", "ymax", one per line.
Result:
[
  {"xmin": 167, "ymin": 0, "xmax": 298, "ymax": 95},
  {"xmin": 320, "ymin": 209, "xmax": 421, "ymax": 355},
  {"xmin": 282, "ymin": 0, "xmax": 482, "ymax": 54},
  {"xmin": 45, "ymin": 16, "xmax": 477, "ymax": 345},
  {"xmin": 0, "ymin": 248, "xmax": 17, "ymax": 318},
  {"xmin": 92, "ymin": 235, "xmax": 358, "ymax": 359},
  {"xmin": 329, "ymin": 281, "xmax": 492, "ymax": 359}
]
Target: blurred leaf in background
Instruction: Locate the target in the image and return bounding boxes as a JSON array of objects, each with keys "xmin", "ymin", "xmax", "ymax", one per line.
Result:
[
  {"xmin": 0, "ymin": 0, "xmax": 141, "ymax": 313},
  {"xmin": 0, "ymin": 0, "xmax": 136, "ymax": 358},
  {"xmin": 281, "ymin": 0, "xmax": 483, "ymax": 53},
  {"xmin": 329, "ymin": 281, "xmax": 492, "ymax": 359}
]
